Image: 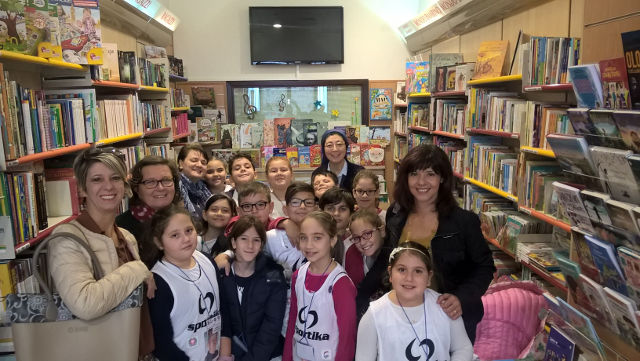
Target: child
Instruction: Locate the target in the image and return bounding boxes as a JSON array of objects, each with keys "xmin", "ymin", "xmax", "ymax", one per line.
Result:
[
  {"xmin": 218, "ymin": 215, "xmax": 287, "ymax": 361},
  {"xmin": 352, "ymin": 169, "xmax": 386, "ymax": 223},
  {"xmin": 319, "ymin": 187, "xmax": 355, "ymax": 265},
  {"xmin": 147, "ymin": 205, "xmax": 222, "ymax": 361},
  {"xmin": 283, "ymin": 211, "xmax": 357, "ymax": 361},
  {"xmin": 348, "ymin": 209, "xmax": 392, "ymax": 319},
  {"xmin": 227, "ymin": 152, "xmax": 257, "ymax": 203},
  {"xmin": 355, "ymin": 242, "xmax": 473, "ymax": 361},
  {"xmin": 205, "ymin": 157, "xmax": 233, "ymax": 195},
  {"xmin": 265, "ymin": 156, "xmax": 294, "ymax": 218},
  {"xmin": 199, "ymin": 194, "xmax": 237, "ymax": 258},
  {"xmin": 311, "ymin": 170, "xmax": 338, "ymax": 199}
]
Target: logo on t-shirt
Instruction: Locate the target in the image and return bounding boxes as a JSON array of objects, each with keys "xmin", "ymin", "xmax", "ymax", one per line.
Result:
[
  {"xmin": 298, "ymin": 306, "xmax": 318, "ymax": 328},
  {"xmin": 405, "ymin": 338, "xmax": 434, "ymax": 361},
  {"xmin": 198, "ymin": 292, "xmax": 215, "ymax": 315}
]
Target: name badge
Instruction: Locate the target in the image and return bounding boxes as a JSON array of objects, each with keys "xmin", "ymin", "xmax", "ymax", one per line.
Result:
[{"xmin": 296, "ymin": 339, "xmax": 314, "ymax": 360}]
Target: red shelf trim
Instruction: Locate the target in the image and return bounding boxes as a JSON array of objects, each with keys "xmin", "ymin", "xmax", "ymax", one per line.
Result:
[
  {"xmin": 467, "ymin": 128, "xmax": 519, "ymax": 138},
  {"xmin": 408, "ymin": 126, "xmax": 431, "ymax": 133},
  {"xmin": 14, "ymin": 215, "xmax": 78, "ymax": 254},
  {"xmin": 9, "ymin": 143, "xmax": 91, "ymax": 165},
  {"xmin": 519, "ymin": 206, "xmax": 571, "ymax": 232},
  {"xmin": 521, "ymin": 260, "xmax": 568, "ymax": 293},
  {"xmin": 523, "ymin": 83, "xmax": 573, "ymax": 92},
  {"xmin": 173, "ymin": 131, "xmax": 191, "ymax": 140},
  {"xmin": 144, "ymin": 127, "xmax": 171, "ymax": 136},
  {"xmin": 432, "ymin": 130, "xmax": 465, "ymax": 139}
]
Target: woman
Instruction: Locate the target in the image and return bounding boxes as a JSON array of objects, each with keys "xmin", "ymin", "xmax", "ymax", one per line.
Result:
[
  {"xmin": 265, "ymin": 156, "xmax": 293, "ymax": 218},
  {"xmin": 219, "ymin": 215, "xmax": 287, "ymax": 360},
  {"xmin": 117, "ymin": 155, "xmax": 181, "ymax": 266},
  {"xmin": 177, "ymin": 143, "xmax": 211, "ymax": 222},
  {"xmin": 311, "ymin": 130, "xmax": 364, "ymax": 192},
  {"xmin": 47, "ymin": 147, "xmax": 151, "ymax": 353},
  {"xmin": 385, "ymin": 144, "xmax": 495, "ymax": 343}
]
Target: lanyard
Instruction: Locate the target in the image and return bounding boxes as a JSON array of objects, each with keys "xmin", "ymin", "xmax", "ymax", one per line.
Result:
[
  {"xmin": 398, "ymin": 293, "xmax": 429, "ymax": 358},
  {"xmin": 164, "ymin": 257, "xmax": 218, "ymax": 316},
  {"xmin": 300, "ymin": 259, "xmax": 333, "ymax": 341}
]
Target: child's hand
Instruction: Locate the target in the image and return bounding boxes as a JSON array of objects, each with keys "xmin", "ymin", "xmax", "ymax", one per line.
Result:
[
  {"xmin": 145, "ymin": 275, "xmax": 157, "ymax": 299},
  {"xmin": 282, "ymin": 219, "xmax": 300, "ymax": 248},
  {"xmin": 214, "ymin": 253, "xmax": 232, "ymax": 275},
  {"xmin": 437, "ymin": 293, "xmax": 462, "ymax": 320}
]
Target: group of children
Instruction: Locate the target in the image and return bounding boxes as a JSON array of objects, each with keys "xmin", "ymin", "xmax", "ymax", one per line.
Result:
[{"xmin": 145, "ymin": 153, "xmax": 473, "ymax": 361}]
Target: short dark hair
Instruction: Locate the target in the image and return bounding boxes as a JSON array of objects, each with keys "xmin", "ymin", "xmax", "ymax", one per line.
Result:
[
  {"xmin": 228, "ymin": 215, "xmax": 267, "ymax": 248},
  {"xmin": 238, "ymin": 181, "xmax": 271, "ymax": 204},
  {"xmin": 202, "ymin": 193, "xmax": 237, "ymax": 233},
  {"xmin": 129, "ymin": 155, "xmax": 181, "ymax": 207},
  {"xmin": 177, "ymin": 143, "xmax": 208, "ymax": 163},
  {"xmin": 285, "ymin": 182, "xmax": 316, "ymax": 204},
  {"xmin": 311, "ymin": 169, "xmax": 338, "ymax": 186},
  {"xmin": 352, "ymin": 169, "xmax": 379, "ymax": 190},
  {"xmin": 319, "ymin": 186, "xmax": 355, "ymax": 212},
  {"xmin": 393, "ymin": 144, "xmax": 456, "ymax": 217},
  {"xmin": 229, "ymin": 152, "xmax": 255, "ymax": 174}
]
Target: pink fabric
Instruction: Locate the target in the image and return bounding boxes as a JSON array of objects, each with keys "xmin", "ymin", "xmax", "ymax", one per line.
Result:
[{"xmin": 473, "ymin": 279, "xmax": 546, "ymax": 361}]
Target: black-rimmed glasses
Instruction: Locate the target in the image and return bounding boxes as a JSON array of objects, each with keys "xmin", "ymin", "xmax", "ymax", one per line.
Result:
[
  {"xmin": 140, "ymin": 178, "xmax": 174, "ymax": 189},
  {"xmin": 239, "ymin": 201, "xmax": 268, "ymax": 212},
  {"xmin": 289, "ymin": 198, "xmax": 317, "ymax": 208}
]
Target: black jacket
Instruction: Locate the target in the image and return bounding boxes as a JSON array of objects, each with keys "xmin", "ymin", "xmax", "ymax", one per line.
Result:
[
  {"xmin": 311, "ymin": 161, "xmax": 364, "ymax": 192},
  {"xmin": 219, "ymin": 253, "xmax": 287, "ymax": 361},
  {"xmin": 385, "ymin": 203, "xmax": 496, "ymax": 343}
]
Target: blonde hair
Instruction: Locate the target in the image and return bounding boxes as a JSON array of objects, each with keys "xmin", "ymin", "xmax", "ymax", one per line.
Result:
[{"xmin": 73, "ymin": 147, "xmax": 132, "ymax": 198}]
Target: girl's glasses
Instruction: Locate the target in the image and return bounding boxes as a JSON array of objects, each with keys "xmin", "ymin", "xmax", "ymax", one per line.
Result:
[
  {"xmin": 354, "ymin": 189, "xmax": 376, "ymax": 197},
  {"xmin": 351, "ymin": 229, "xmax": 375, "ymax": 244}
]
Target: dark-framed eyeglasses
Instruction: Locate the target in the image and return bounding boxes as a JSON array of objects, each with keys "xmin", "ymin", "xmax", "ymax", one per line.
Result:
[
  {"xmin": 351, "ymin": 229, "xmax": 376, "ymax": 244},
  {"xmin": 140, "ymin": 178, "xmax": 174, "ymax": 189},
  {"xmin": 354, "ymin": 189, "xmax": 377, "ymax": 197},
  {"xmin": 289, "ymin": 198, "xmax": 317, "ymax": 208},
  {"xmin": 239, "ymin": 201, "xmax": 268, "ymax": 212}
]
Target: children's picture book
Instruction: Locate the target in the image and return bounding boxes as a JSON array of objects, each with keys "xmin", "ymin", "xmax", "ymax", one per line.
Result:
[
  {"xmin": 599, "ymin": 57, "xmax": 631, "ymax": 109},
  {"xmin": 291, "ymin": 119, "xmax": 315, "ymax": 146},
  {"xmin": 428, "ymin": 53, "xmax": 462, "ymax": 92},
  {"xmin": 298, "ymin": 146, "xmax": 310, "ymax": 168},
  {"xmin": 274, "ymin": 118, "xmax": 292, "ymax": 147},
  {"xmin": 547, "ymin": 134, "xmax": 597, "ymax": 176},
  {"xmin": 240, "ymin": 123, "xmax": 257, "ymax": 148},
  {"xmin": 621, "ymin": 30, "xmax": 640, "ymax": 109},
  {"xmin": 435, "ymin": 66, "xmax": 447, "ymax": 92},
  {"xmin": 605, "ymin": 199, "xmax": 640, "ymax": 235},
  {"xmin": 196, "ymin": 117, "xmax": 218, "ymax": 143},
  {"xmin": 555, "ymin": 253, "xmax": 582, "ymax": 302},
  {"xmin": 394, "ymin": 81, "xmax": 407, "ymax": 106},
  {"xmin": 472, "ymin": 40, "xmax": 509, "ymax": 80},
  {"xmin": 543, "ymin": 325, "xmax": 575, "ymax": 361},
  {"xmin": 309, "ymin": 144, "xmax": 321, "ymax": 167},
  {"xmin": 618, "ymin": 247, "xmax": 640, "ymax": 305},
  {"xmin": 567, "ymin": 108, "xmax": 597, "ymax": 136},
  {"xmin": 408, "ymin": 103, "xmax": 429, "ymax": 128},
  {"xmin": 369, "ymin": 126, "xmax": 391, "ymax": 146},
  {"xmin": 100, "ymin": 42, "xmax": 120, "ymax": 81},
  {"xmin": 556, "ymin": 297, "xmax": 605, "ymax": 356},
  {"xmin": 585, "ymin": 235, "xmax": 628, "ymax": 296},
  {"xmin": 345, "ymin": 126, "xmax": 359, "ymax": 144},
  {"xmin": 370, "ymin": 88, "xmax": 392, "ymax": 121},
  {"xmin": 445, "ymin": 65, "xmax": 457, "ymax": 91},
  {"xmin": 612, "ymin": 110, "xmax": 640, "ymax": 153},
  {"xmin": 361, "ymin": 144, "xmax": 385, "ymax": 166},
  {"xmin": 588, "ymin": 109, "xmax": 626, "ymax": 148},
  {"xmin": 604, "ymin": 287, "xmax": 640, "ymax": 348},
  {"xmin": 455, "ymin": 63, "xmax": 475, "ymax": 91},
  {"xmin": 590, "ymin": 146, "xmax": 640, "ymax": 204},
  {"xmin": 405, "ymin": 61, "xmax": 429, "ymax": 94},
  {"xmin": 578, "ymin": 274, "xmax": 618, "ymax": 331},
  {"xmin": 191, "ymin": 87, "xmax": 216, "ymax": 109},
  {"xmin": 348, "ymin": 143, "xmax": 360, "ymax": 165},
  {"xmin": 568, "ymin": 64, "xmax": 604, "ymax": 108},
  {"xmin": 359, "ymin": 125, "xmax": 370, "ymax": 143},
  {"xmin": 58, "ymin": 1, "xmax": 102, "ymax": 64},
  {"xmin": 286, "ymin": 147, "xmax": 298, "ymax": 168},
  {"xmin": 263, "ymin": 118, "xmax": 275, "ymax": 146},
  {"xmin": 580, "ymin": 190, "xmax": 612, "ymax": 226},
  {"xmin": 571, "ymin": 227, "xmax": 600, "ymax": 283},
  {"xmin": 303, "ymin": 121, "xmax": 318, "ymax": 146}
]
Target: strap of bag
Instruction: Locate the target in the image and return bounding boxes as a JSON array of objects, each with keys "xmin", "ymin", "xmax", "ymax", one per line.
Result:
[{"xmin": 32, "ymin": 224, "xmax": 106, "ymax": 321}]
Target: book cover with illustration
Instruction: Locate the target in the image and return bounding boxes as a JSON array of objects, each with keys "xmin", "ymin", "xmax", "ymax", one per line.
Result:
[
  {"xmin": 580, "ymin": 190, "xmax": 612, "ymax": 226},
  {"xmin": 446, "ymin": 65, "xmax": 457, "ymax": 91},
  {"xmin": 618, "ymin": 247, "xmax": 640, "ymax": 305},
  {"xmin": 556, "ymin": 297, "xmax": 605, "ymax": 356},
  {"xmin": 370, "ymin": 88, "xmax": 392, "ymax": 121},
  {"xmin": 362, "ymin": 144, "xmax": 385, "ymax": 166},
  {"xmin": 568, "ymin": 64, "xmax": 604, "ymax": 108},
  {"xmin": 240, "ymin": 123, "xmax": 257, "ymax": 148},
  {"xmin": 547, "ymin": 134, "xmax": 597, "ymax": 176},
  {"xmin": 406, "ymin": 61, "xmax": 429, "ymax": 94},
  {"xmin": 274, "ymin": 118, "xmax": 292, "ymax": 148},
  {"xmin": 605, "ymin": 199, "xmax": 640, "ymax": 235},
  {"xmin": 291, "ymin": 119, "xmax": 313, "ymax": 146},
  {"xmin": 24, "ymin": 0, "xmax": 56, "ymax": 57},
  {"xmin": 472, "ymin": 40, "xmax": 508, "ymax": 80},
  {"xmin": 599, "ymin": 57, "xmax": 631, "ymax": 109},
  {"xmin": 394, "ymin": 81, "xmax": 407, "ymax": 106},
  {"xmin": 359, "ymin": 125, "xmax": 370, "ymax": 143},
  {"xmin": 0, "ymin": 1, "xmax": 35, "ymax": 55},
  {"xmin": 191, "ymin": 87, "xmax": 216, "ymax": 109},
  {"xmin": 429, "ymin": 53, "xmax": 463, "ymax": 92},
  {"xmin": 621, "ymin": 30, "xmax": 640, "ymax": 109},
  {"xmin": 555, "ymin": 253, "xmax": 583, "ymax": 302},
  {"xmin": 345, "ymin": 126, "xmax": 359, "ymax": 145},
  {"xmin": 571, "ymin": 227, "xmax": 601, "ymax": 283},
  {"xmin": 612, "ymin": 110, "xmax": 640, "ymax": 153},
  {"xmin": 604, "ymin": 287, "xmax": 640, "ymax": 348},
  {"xmin": 543, "ymin": 326, "xmax": 575, "ymax": 361},
  {"xmin": 435, "ymin": 66, "xmax": 447, "ymax": 92},
  {"xmin": 286, "ymin": 147, "xmax": 298, "ymax": 168},
  {"xmin": 369, "ymin": 126, "xmax": 391, "ymax": 146},
  {"xmin": 587, "ymin": 109, "xmax": 626, "ymax": 148},
  {"xmin": 309, "ymin": 144, "xmax": 321, "ymax": 167},
  {"xmin": 455, "ymin": 63, "xmax": 475, "ymax": 91},
  {"xmin": 590, "ymin": 146, "xmax": 640, "ymax": 204},
  {"xmin": 567, "ymin": 108, "xmax": 597, "ymax": 136},
  {"xmin": 348, "ymin": 144, "xmax": 360, "ymax": 165},
  {"xmin": 100, "ymin": 42, "xmax": 120, "ymax": 81},
  {"xmin": 263, "ymin": 118, "xmax": 275, "ymax": 146},
  {"xmin": 57, "ymin": 0, "xmax": 103, "ymax": 64},
  {"xmin": 197, "ymin": 117, "xmax": 218, "ymax": 143},
  {"xmin": 585, "ymin": 235, "xmax": 628, "ymax": 296},
  {"xmin": 303, "ymin": 121, "xmax": 319, "ymax": 146},
  {"xmin": 298, "ymin": 146, "xmax": 310, "ymax": 168},
  {"xmin": 578, "ymin": 274, "xmax": 618, "ymax": 331}
]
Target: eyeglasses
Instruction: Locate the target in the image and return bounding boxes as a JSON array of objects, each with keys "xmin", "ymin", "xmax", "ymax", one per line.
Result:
[
  {"xmin": 289, "ymin": 198, "xmax": 316, "ymax": 208},
  {"xmin": 140, "ymin": 178, "xmax": 174, "ymax": 189},
  {"xmin": 325, "ymin": 142, "xmax": 345, "ymax": 150},
  {"xmin": 351, "ymin": 229, "xmax": 376, "ymax": 244},
  {"xmin": 239, "ymin": 201, "xmax": 268, "ymax": 212},
  {"xmin": 354, "ymin": 189, "xmax": 377, "ymax": 197}
]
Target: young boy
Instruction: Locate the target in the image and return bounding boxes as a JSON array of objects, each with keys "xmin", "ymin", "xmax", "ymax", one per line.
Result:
[
  {"xmin": 311, "ymin": 169, "xmax": 338, "ymax": 199},
  {"xmin": 226, "ymin": 152, "xmax": 257, "ymax": 203}
]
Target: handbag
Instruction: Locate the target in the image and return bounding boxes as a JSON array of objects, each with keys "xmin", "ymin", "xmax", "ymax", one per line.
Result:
[{"xmin": 6, "ymin": 226, "xmax": 143, "ymax": 361}]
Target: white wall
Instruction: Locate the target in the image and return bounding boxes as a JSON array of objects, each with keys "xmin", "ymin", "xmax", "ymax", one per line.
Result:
[{"xmin": 167, "ymin": 0, "xmax": 412, "ymax": 81}]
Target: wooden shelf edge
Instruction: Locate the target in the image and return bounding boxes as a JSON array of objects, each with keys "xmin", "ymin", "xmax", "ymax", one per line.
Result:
[
  {"xmin": 10, "ymin": 143, "xmax": 91, "ymax": 164},
  {"xmin": 394, "ymin": 131, "xmax": 407, "ymax": 137},
  {"xmin": 393, "ymin": 103, "xmax": 408, "ymax": 108},
  {"xmin": 487, "ymin": 237, "xmax": 515, "ymax": 258},
  {"xmin": 519, "ymin": 206, "xmax": 571, "ymax": 232},
  {"xmin": 468, "ymin": 74, "xmax": 522, "ymax": 85},
  {"xmin": 14, "ymin": 215, "xmax": 78, "ymax": 254},
  {"xmin": 464, "ymin": 177, "xmax": 518, "ymax": 202},
  {"xmin": 432, "ymin": 130, "xmax": 465, "ymax": 139},
  {"xmin": 520, "ymin": 146, "xmax": 556, "ymax": 158},
  {"xmin": 144, "ymin": 127, "xmax": 172, "ymax": 137},
  {"xmin": 467, "ymin": 128, "xmax": 519, "ymax": 138},
  {"xmin": 173, "ymin": 132, "xmax": 191, "ymax": 140},
  {"xmin": 520, "ymin": 260, "xmax": 568, "ymax": 292},
  {"xmin": 95, "ymin": 133, "xmax": 143, "ymax": 145},
  {"xmin": 0, "ymin": 50, "xmax": 86, "ymax": 70},
  {"xmin": 408, "ymin": 126, "xmax": 431, "ymax": 133}
]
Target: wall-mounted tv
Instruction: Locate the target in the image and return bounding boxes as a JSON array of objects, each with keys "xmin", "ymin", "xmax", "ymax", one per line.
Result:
[{"xmin": 249, "ymin": 6, "xmax": 344, "ymax": 65}]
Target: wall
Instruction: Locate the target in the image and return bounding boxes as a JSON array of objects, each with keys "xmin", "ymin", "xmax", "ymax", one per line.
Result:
[
  {"xmin": 166, "ymin": 0, "xmax": 412, "ymax": 81},
  {"xmin": 581, "ymin": 0, "xmax": 640, "ymax": 63}
]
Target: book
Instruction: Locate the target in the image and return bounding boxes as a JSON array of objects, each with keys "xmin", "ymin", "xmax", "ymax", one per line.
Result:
[
  {"xmin": 58, "ymin": 1, "xmax": 103, "ymax": 65},
  {"xmin": 547, "ymin": 134, "xmax": 597, "ymax": 176},
  {"xmin": 580, "ymin": 190, "xmax": 612, "ymax": 226},
  {"xmin": 472, "ymin": 40, "xmax": 509, "ymax": 80},
  {"xmin": 599, "ymin": 57, "xmax": 631, "ymax": 109},
  {"xmin": 543, "ymin": 325, "xmax": 575, "ymax": 361},
  {"xmin": 578, "ymin": 274, "xmax": 618, "ymax": 330},
  {"xmin": 361, "ymin": 144, "xmax": 384, "ymax": 166},
  {"xmin": 298, "ymin": 146, "xmax": 310, "ymax": 168},
  {"xmin": 369, "ymin": 126, "xmax": 390, "ymax": 146},
  {"xmin": 394, "ymin": 81, "xmax": 407, "ymax": 106},
  {"xmin": 428, "ymin": 53, "xmax": 462, "ymax": 92},
  {"xmin": 100, "ymin": 42, "xmax": 120, "ymax": 82},
  {"xmin": 310, "ymin": 144, "xmax": 321, "ymax": 167},
  {"xmin": 568, "ymin": 64, "xmax": 604, "ymax": 108},
  {"xmin": 263, "ymin": 118, "xmax": 275, "ymax": 146},
  {"xmin": 240, "ymin": 122, "xmax": 258, "ymax": 148},
  {"xmin": 370, "ymin": 88, "xmax": 392, "ymax": 121},
  {"xmin": 348, "ymin": 143, "xmax": 360, "ymax": 165},
  {"xmin": 629, "ymin": 154, "xmax": 640, "ymax": 186},
  {"xmin": 286, "ymin": 147, "xmax": 298, "ymax": 168},
  {"xmin": 621, "ymin": 30, "xmax": 640, "ymax": 109},
  {"xmin": 406, "ymin": 61, "xmax": 430, "ymax": 94},
  {"xmin": 552, "ymin": 182, "xmax": 594, "ymax": 233},
  {"xmin": 191, "ymin": 87, "xmax": 216, "ymax": 109},
  {"xmin": 606, "ymin": 199, "xmax": 640, "ymax": 235},
  {"xmin": 588, "ymin": 109, "xmax": 626, "ymax": 148},
  {"xmin": 435, "ymin": 66, "xmax": 447, "ymax": 92},
  {"xmin": 455, "ymin": 63, "xmax": 475, "ymax": 91},
  {"xmin": 618, "ymin": 247, "xmax": 640, "ymax": 305},
  {"xmin": 345, "ymin": 126, "xmax": 359, "ymax": 144},
  {"xmin": 567, "ymin": 108, "xmax": 597, "ymax": 136},
  {"xmin": 555, "ymin": 253, "xmax": 581, "ymax": 301},
  {"xmin": 291, "ymin": 119, "xmax": 311, "ymax": 146},
  {"xmin": 274, "ymin": 118, "xmax": 292, "ymax": 147},
  {"xmin": 612, "ymin": 110, "xmax": 640, "ymax": 153},
  {"xmin": 585, "ymin": 235, "xmax": 628, "ymax": 296},
  {"xmin": 197, "ymin": 117, "xmax": 217, "ymax": 142},
  {"xmin": 604, "ymin": 287, "xmax": 640, "ymax": 348},
  {"xmin": 590, "ymin": 146, "xmax": 640, "ymax": 204},
  {"xmin": 556, "ymin": 297, "xmax": 605, "ymax": 356},
  {"xmin": 445, "ymin": 65, "xmax": 457, "ymax": 91}
]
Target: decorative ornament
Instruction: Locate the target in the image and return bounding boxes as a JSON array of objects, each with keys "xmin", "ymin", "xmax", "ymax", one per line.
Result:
[
  {"xmin": 314, "ymin": 100, "xmax": 322, "ymax": 109},
  {"xmin": 243, "ymin": 93, "xmax": 257, "ymax": 120},
  {"xmin": 331, "ymin": 109, "xmax": 339, "ymax": 119},
  {"xmin": 278, "ymin": 94, "xmax": 286, "ymax": 112}
]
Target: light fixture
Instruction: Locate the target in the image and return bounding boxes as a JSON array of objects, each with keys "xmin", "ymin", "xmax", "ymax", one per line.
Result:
[{"xmin": 273, "ymin": 23, "xmax": 282, "ymax": 28}]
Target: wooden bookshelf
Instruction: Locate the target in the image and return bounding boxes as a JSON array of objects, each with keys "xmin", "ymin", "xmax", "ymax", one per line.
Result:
[
  {"xmin": 95, "ymin": 133, "xmax": 143, "ymax": 146},
  {"xmin": 171, "ymin": 106, "xmax": 190, "ymax": 112},
  {"xmin": 464, "ymin": 177, "xmax": 518, "ymax": 202},
  {"xmin": 7, "ymin": 143, "xmax": 91, "ymax": 165},
  {"xmin": 519, "ymin": 206, "xmax": 571, "ymax": 232},
  {"xmin": 92, "ymin": 80, "xmax": 139, "ymax": 89},
  {"xmin": 393, "ymin": 103, "xmax": 408, "ymax": 108},
  {"xmin": 14, "ymin": 215, "xmax": 78, "ymax": 254},
  {"xmin": 467, "ymin": 74, "xmax": 522, "ymax": 86},
  {"xmin": 487, "ymin": 237, "xmax": 515, "ymax": 258},
  {"xmin": 520, "ymin": 146, "xmax": 555, "ymax": 158},
  {"xmin": 467, "ymin": 128, "xmax": 519, "ymax": 138},
  {"xmin": 408, "ymin": 125, "xmax": 431, "ymax": 133},
  {"xmin": 432, "ymin": 90, "xmax": 466, "ymax": 97},
  {"xmin": 432, "ymin": 130, "xmax": 465, "ymax": 140},
  {"xmin": 522, "ymin": 83, "xmax": 573, "ymax": 92}
]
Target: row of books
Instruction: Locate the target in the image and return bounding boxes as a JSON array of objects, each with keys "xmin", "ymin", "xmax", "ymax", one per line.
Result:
[
  {"xmin": 465, "ymin": 136, "xmax": 518, "ymax": 195},
  {"xmin": 408, "ymin": 103, "xmax": 430, "ymax": 129},
  {"xmin": 408, "ymin": 132, "xmax": 430, "ymax": 149},
  {"xmin": 393, "ymin": 108, "xmax": 408, "ymax": 135},
  {"xmin": 172, "ymin": 113, "xmax": 189, "ymax": 138},
  {"xmin": 432, "ymin": 99, "xmax": 465, "ymax": 135},
  {"xmin": 566, "ymin": 108, "xmax": 640, "ymax": 153},
  {"xmin": 522, "ymin": 36, "xmax": 582, "ymax": 86},
  {"xmin": 138, "ymin": 58, "xmax": 167, "ymax": 88},
  {"xmin": 519, "ymin": 159, "xmax": 564, "ymax": 212},
  {"xmin": 436, "ymin": 139, "xmax": 465, "ymax": 175},
  {"xmin": 466, "ymin": 88, "xmax": 523, "ymax": 133},
  {"xmin": 521, "ymin": 104, "xmax": 572, "ymax": 150},
  {"xmin": 140, "ymin": 101, "xmax": 170, "ymax": 132}
]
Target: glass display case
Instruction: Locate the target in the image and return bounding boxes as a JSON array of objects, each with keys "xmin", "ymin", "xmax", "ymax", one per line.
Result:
[{"xmin": 226, "ymin": 80, "xmax": 369, "ymax": 125}]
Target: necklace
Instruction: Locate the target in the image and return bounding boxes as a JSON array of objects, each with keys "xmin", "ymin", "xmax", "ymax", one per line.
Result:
[
  {"xmin": 163, "ymin": 257, "xmax": 218, "ymax": 315},
  {"xmin": 397, "ymin": 293, "xmax": 429, "ymax": 358},
  {"xmin": 300, "ymin": 258, "xmax": 334, "ymax": 340}
]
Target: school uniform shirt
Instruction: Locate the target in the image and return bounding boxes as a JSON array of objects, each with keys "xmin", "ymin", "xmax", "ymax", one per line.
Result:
[
  {"xmin": 149, "ymin": 251, "xmax": 222, "ymax": 361},
  {"xmin": 355, "ymin": 289, "xmax": 473, "ymax": 361},
  {"xmin": 270, "ymin": 190, "xmax": 287, "ymax": 219},
  {"xmin": 283, "ymin": 262, "xmax": 357, "ymax": 361}
]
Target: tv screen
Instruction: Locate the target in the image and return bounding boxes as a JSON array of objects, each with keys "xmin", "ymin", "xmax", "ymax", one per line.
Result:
[{"xmin": 249, "ymin": 6, "xmax": 344, "ymax": 65}]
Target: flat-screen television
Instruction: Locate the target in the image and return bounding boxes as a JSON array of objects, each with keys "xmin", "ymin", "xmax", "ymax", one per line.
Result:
[{"xmin": 249, "ymin": 6, "xmax": 344, "ymax": 65}]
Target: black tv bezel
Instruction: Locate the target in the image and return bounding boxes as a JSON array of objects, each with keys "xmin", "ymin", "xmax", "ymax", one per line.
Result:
[{"xmin": 249, "ymin": 6, "xmax": 345, "ymax": 65}]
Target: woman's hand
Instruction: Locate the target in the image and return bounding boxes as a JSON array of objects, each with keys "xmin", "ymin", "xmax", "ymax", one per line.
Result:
[
  {"xmin": 145, "ymin": 274, "xmax": 157, "ymax": 299},
  {"xmin": 437, "ymin": 293, "xmax": 462, "ymax": 320}
]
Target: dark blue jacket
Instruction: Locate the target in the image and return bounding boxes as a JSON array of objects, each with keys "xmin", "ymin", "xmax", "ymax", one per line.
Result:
[{"xmin": 219, "ymin": 253, "xmax": 287, "ymax": 361}]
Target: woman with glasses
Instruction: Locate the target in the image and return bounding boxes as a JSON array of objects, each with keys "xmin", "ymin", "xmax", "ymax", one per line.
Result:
[
  {"xmin": 352, "ymin": 169, "xmax": 386, "ymax": 223},
  {"xmin": 117, "ymin": 155, "xmax": 181, "ymax": 267},
  {"xmin": 385, "ymin": 144, "xmax": 495, "ymax": 344},
  {"xmin": 177, "ymin": 143, "xmax": 212, "ymax": 222},
  {"xmin": 47, "ymin": 147, "xmax": 152, "ymax": 356},
  {"xmin": 311, "ymin": 130, "xmax": 364, "ymax": 192}
]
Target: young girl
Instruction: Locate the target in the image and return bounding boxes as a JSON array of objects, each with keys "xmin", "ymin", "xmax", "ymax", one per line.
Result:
[
  {"xmin": 199, "ymin": 194, "xmax": 237, "ymax": 258},
  {"xmin": 283, "ymin": 211, "xmax": 357, "ymax": 361},
  {"xmin": 147, "ymin": 205, "xmax": 222, "ymax": 361},
  {"xmin": 355, "ymin": 242, "xmax": 473, "ymax": 361},
  {"xmin": 218, "ymin": 215, "xmax": 287, "ymax": 360},
  {"xmin": 347, "ymin": 209, "xmax": 391, "ymax": 319},
  {"xmin": 265, "ymin": 156, "xmax": 293, "ymax": 218},
  {"xmin": 352, "ymin": 170, "xmax": 386, "ymax": 223},
  {"xmin": 205, "ymin": 157, "xmax": 233, "ymax": 195}
]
